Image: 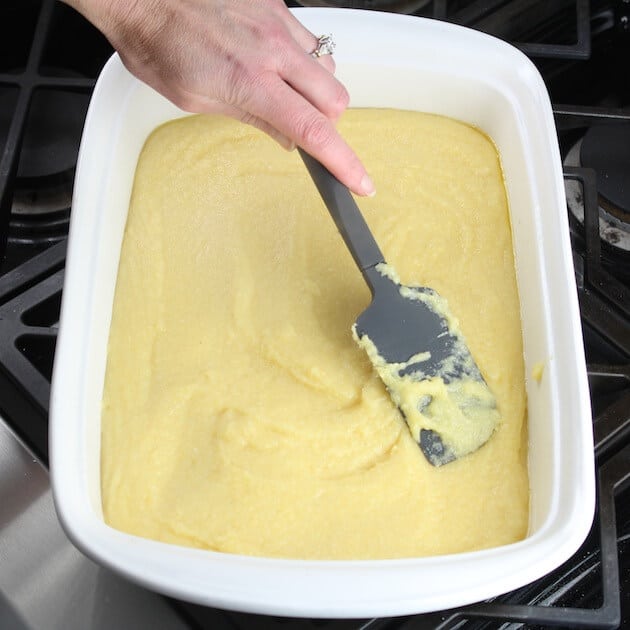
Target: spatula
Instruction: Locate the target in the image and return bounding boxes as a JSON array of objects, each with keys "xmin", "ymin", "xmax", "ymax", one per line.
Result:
[{"xmin": 298, "ymin": 148, "xmax": 500, "ymax": 466}]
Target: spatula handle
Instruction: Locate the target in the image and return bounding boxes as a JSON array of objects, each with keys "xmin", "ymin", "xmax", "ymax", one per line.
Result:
[{"xmin": 298, "ymin": 148, "xmax": 384, "ymax": 273}]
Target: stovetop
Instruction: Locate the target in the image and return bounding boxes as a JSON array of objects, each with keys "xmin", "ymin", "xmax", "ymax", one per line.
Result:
[{"xmin": 1, "ymin": 1, "xmax": 629, "ymax": 629}]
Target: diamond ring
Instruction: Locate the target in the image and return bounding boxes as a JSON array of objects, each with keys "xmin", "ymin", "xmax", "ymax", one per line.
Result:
[{"xmin": 310, "ymin": 34, "xmax": 335, "ymax": 58}]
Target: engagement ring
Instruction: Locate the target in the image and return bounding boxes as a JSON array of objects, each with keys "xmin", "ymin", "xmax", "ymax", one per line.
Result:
[{"xmin": 310, "ymin": 34, "xmax": 335, "ymax": 58}]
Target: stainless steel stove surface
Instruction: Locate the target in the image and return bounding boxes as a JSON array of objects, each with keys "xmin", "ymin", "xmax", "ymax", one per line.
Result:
[{"xmin": 1, "ymin": 1, "xmax": 629, "ymax": 628}]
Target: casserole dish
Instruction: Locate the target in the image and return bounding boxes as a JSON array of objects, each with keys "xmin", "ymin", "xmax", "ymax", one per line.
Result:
[{"xmin": 50, "ymin": 8, "xmax": 595, "ymax": 618}]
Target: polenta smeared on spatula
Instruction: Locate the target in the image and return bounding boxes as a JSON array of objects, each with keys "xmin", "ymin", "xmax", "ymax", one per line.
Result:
[{"xmin": 352, "ymin": 264, "xmax": 500, "ymax": 466}]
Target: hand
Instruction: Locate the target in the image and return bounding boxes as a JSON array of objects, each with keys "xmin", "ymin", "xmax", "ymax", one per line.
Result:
[{"xmin": 62, "ymin": 0, "xmax": 375, "ymax": 196}]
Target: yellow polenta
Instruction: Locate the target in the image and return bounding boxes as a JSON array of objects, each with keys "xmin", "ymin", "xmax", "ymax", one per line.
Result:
[{"xmin": 100, "ymin": 110, "xmax": 529, "ymax": 560}]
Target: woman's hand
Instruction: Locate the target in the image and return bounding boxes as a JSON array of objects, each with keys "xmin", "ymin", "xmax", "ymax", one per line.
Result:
[{"xmin": 62, "ymin": 0, "xmax": 374, "ymax": 196}]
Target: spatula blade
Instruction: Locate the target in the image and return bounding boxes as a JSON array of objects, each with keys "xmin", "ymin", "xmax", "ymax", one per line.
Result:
[{"xmin": 353, "ymin": 266, "xmax": 500, "ymax": 466}]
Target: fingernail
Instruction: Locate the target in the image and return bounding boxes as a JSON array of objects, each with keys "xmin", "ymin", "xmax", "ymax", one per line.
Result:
[{"xmin": 361, "ymin": 174, "xmax": 376, "ymax": 197}]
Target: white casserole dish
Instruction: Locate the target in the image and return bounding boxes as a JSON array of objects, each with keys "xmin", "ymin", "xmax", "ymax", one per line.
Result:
[{"xmin": 50, "ymin": 8, "xmax": 595, "ymax": 619}]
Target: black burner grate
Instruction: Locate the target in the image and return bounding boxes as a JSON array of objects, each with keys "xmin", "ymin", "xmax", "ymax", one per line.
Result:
[
  {"xmin": 0, "ymin": 239, "xmax": 64, "ymax": 461},
  {"xmin": 0, "ymin": 0, "xmax": 111, "ymax": 272}
]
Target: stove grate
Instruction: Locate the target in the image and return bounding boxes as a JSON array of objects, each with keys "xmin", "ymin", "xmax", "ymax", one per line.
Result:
[
  {"xmin": 0, "ymin": 0, "xmax": 109, "ymax": 272},
  {"xmin": 0, "ymin": 239, "xmax": 65, "ymax": 461}
]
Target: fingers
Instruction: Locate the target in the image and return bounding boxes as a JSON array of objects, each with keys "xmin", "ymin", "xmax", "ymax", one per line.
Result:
[
  {"xmin": 241, "ymin": 74, "xmax": 375, "ymax": 197},
  {"xmin": 262, "ymin": 14, "xmax": 374, "ymax": 195},
  {"xmin": 282, "ymin": 49, "xmax": 349, "ymax": 122},
  {"xmin": 219, "ymin": 102, "xmax": 296, "ymax": 151},
  {"xmin": 272, "ymin": 19, "xmax": 341, "ymax": 110}
]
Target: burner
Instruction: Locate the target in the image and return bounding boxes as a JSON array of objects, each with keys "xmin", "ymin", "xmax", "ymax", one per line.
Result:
[
  {"xmin": 564, "ymin": 123, "xmax": 630, "ymax": 253},
  {"xmin": 581, "ymin": 124, "xmax": 630, "ymax": 223},
  {"xmin": 292, "ymin": 0, "xmax": 429, "ymax": 12},
  {"xmin": 0, "ymin": 80, "xmax": 90, "ymax": 249},
  {"xmin": 0, "ymin": 84, "xmax": 90, "ymax": 182}
]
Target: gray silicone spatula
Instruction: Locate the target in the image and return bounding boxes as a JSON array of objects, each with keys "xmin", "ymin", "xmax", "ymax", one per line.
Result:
[{"xmin": 298, "ymin": 148, "xmax": 500, "ymax": 466}]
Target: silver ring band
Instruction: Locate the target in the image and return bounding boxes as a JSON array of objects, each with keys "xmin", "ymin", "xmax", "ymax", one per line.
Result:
[{"xmin": 310, "ymin": 34, "xmax": 335, "ymax": 58}]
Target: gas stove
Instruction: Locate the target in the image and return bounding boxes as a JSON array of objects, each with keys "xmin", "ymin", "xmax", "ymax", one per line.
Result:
[{"xmin": 1, "ymin": 1, "xmax": 629, "ymax": 629}]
